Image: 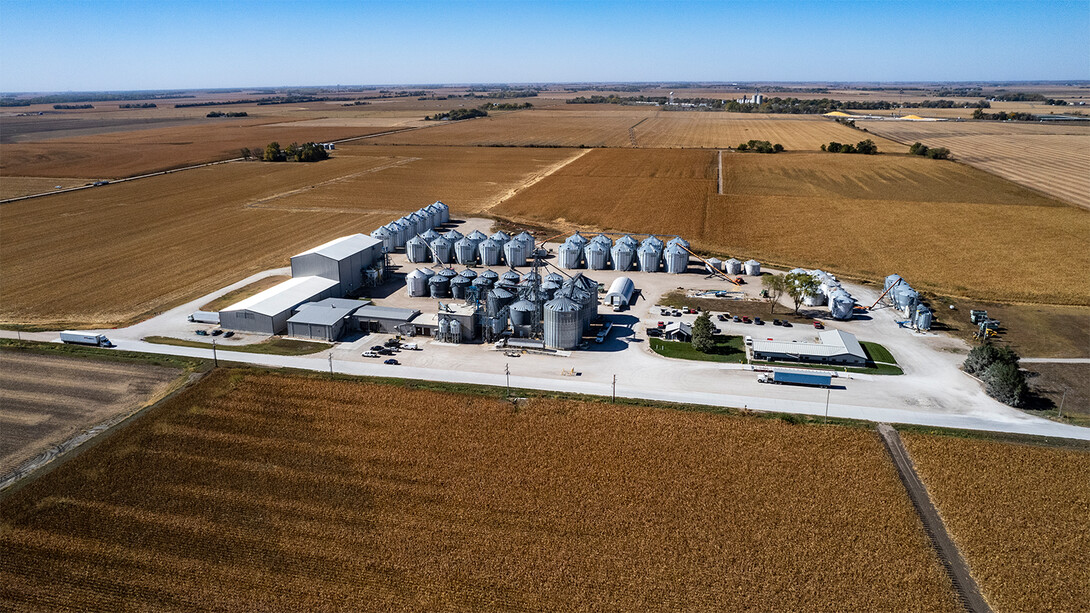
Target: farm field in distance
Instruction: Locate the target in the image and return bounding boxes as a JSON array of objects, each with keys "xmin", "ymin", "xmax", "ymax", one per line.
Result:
[
  {"xmin": 0, "ymin": 350, "xmax": 184, "ymax": 479},
  {"xmin": 0, "ymin": 145, "xmax": 577, "ymax": 327},
  {"xmin": 903, "ymin": 434, "xmax": 1090, "ymax": 612},
  {"xmin": 0, "ymin": 370, "xmax": 959, "ymax": 611},
  {"xmin": 857, "ymin": 119, "xmax": 1090, "ymax": 209},
  {"xmin": 493, "ymin": 148, "xmax": 1090, "ymax": 305}
]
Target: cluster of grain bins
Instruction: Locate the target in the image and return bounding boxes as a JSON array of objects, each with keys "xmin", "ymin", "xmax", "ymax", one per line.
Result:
[
  {"xmin": 220, "ymin": 234, "xmax": 384, "ymax": 335},
  {"xmin": 696, "ymin": 254, "xmax": 764, "ymax": 277},
  {"xmin": 560, "ymin": 233, "xmax": 701, "ymax": 274},
  {"xmin": 372, "ymin": 201, "xmax": 449, "ymax": 255},
  {"xmin": 409, "ymin": 225, "xmax": 535, "ymax": 267},
  {"xmin": 884, "ymin": 274, "xmax": 931, "ymax": 330}
]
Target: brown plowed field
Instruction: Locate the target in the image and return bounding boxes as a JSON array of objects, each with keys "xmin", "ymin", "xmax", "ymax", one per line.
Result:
[
  {"xmin": 0, "ymin": 119, "xmax": 396, "ymax": 179},
  {"xmin": 494, "ymin": 149, "xmax": 1090, "ymax": 304},
  {"xmin": 0, "ymin": 146, "xmax": 576, "ymax": 327},
  {"xmin": 0, "ymin": 351, "xmax": 183, "ymax": 478},
  {"xmin": 903, "ymin": 434, "xmax": 1090, "ymax": 612},
  {"xmin": 367, "ymin": 109, "xmax": 902, "ymax": 151},
  {"xmin": 0, "ymin": 177, "xmax": 87, "ymax": 200},
  {"xmin": 857, "ymin": 120, "xmax": 1090, "ymax": 209},
  {"xmin": 0, "ymin": 370, "xmax": 958, "ymax": 611}
]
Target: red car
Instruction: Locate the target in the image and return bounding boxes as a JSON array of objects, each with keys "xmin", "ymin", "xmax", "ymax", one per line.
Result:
[
  {"xmin": 657, "ymin": 321, "xmax": 666, "ymax": 328},
  {"xmin": 813, "ymin": 321, "xmax": 824, "ymax": 329},
  {"xmin": 741, "ymin": 316, "xmax": 752, "ymax": 324}
]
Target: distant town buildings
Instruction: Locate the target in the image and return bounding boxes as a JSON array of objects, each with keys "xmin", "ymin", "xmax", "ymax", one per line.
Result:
[{"xmin": 736, "ymin": 92, "xmax": 763, "ymax": 104}]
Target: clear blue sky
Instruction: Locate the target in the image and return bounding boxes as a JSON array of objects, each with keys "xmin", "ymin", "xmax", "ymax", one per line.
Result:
[{"xmin": 1, "ymin": 0, "xmax": 1087, "ymax": 92}]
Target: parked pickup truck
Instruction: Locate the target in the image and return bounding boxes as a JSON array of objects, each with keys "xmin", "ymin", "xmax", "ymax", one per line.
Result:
[
  {"xmin": 758, "ymin": 371, "xmax": 832, "ymax": 388},
  {"xmin": 60, "ymin": 331, "xmax": 114, "ymax": 347}
]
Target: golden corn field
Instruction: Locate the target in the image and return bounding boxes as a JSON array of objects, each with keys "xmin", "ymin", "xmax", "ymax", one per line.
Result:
[
  {"xmin": 0, "ymin": 370, "xmax": 959, "ymax": 611},
  {"xmin": 494, "ymin": 149, "xmax": 1090, "ymax": 304},
  {"xmin": 902, "ymin": 434, "xmax": 1090, "ymax": 612},
  {"xmin": 0, "ymin": 145, "xmax": 575, "ymax": 327}
]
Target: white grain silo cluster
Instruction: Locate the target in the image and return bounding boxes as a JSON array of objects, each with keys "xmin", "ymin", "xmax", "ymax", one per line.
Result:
[
  {"xmin": 884, "ymin": 274, "xmax": 930, "ymax": 328},
  {"xmin": 612, "ymin": 235, "xmax": 638, "ymax": 271}
]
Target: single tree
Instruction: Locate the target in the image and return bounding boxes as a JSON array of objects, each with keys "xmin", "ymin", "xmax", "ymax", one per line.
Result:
[
  {"xmin": 784, "ymin": 272, "xmax": 820, "ymax": 315},
  {"xmin": 982, "ymin": 361, "xmax": 1028, "ymax": 407},
  {"xmin": 240, "ymin": 147, "xmax": 252, "ymax": 160},
  {"xmin": 761, "ymin": 274, "xmax": 787, "ymax": 314},
  {"xmin": 691, "ymin": 310, "xmax": 715, "ymax": 353},
  {"xmin": 856, "ymin": 139, "xmax": 878, "ymax": 155},
  {"xmin": 263, "ymin": 142, "xmax": 283, "ymax": 162}
]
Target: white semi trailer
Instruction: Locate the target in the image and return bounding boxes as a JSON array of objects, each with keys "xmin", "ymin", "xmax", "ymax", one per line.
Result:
[{"xmin": 60, "ymin": 331, "xmax": 114, "ymax": 347}]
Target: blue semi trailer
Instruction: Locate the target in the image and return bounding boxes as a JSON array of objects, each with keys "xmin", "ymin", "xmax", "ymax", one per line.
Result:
[{"xmin": 758, "ymin": 370, "xmax": 833, "ymax": 388}]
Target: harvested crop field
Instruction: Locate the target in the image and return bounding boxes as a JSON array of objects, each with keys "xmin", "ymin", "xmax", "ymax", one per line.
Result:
[
  {"xmin": 902, "ymin": 434, "xmax": 1090, "ymax": 612},
  {"xmin": 857, "ymin": 120, "xmax": 1090, "ymax": 209},
  {"xmin": 0, "ymin": 370, "xmax": 957, "ymax": 611},
  {"xmin": 368, "ymin": 109, "xmax": 905, "ymax": 151},
  {"xmin": 0, "ymin": 176, "xmax": 86, "ymax": 200},
  {"xmin": 0, "ymin": 146, "xmax": 580, "ymax": 327},
  {"xmin": 495, "ymin": 149, "xmax": 1090, "ymax": 304},
  {"xmin": 0, "ymin": 350, "xmax": 183, "ymax": 480},
  {"xmin": 0, "ymin": 119, "xmax": 398, "ymax": 179}
]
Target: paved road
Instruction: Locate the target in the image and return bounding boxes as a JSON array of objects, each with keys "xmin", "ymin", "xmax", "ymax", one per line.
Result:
[
  {"xmin": 1020, "ymin": 357, "xmax": 1090, "ymax": 364},
  {"xmin": 878, "ymin": 425, "xmax": 992, "ymax": 613}
]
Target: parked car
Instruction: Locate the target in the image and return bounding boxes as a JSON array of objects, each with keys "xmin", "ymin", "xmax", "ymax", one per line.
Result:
[
  {"xmin": 754, "ymin": 317, "xmax": 763, "ymax": 325},
  {"xmin": 362, "ymin": 351, "xmax": 379, "ymax": 358},
  {"xmin": 647, "ymin": 328, "xmax": 663, "ymax": 337},
  {"xmin": 195, "ymin": 330, "xmax": 209, "ymax": 336},
  {"xmin": 781, "ymin": 321, "xmax": 792, "ymax": 328},
  {"xmin": 733, "ymin": 315, "xmax": 741, "ymax": 322},
  {"xmin": 773, "ymin": 319, "xmax": 782, "ymax": 326},
  {"xmin": 378, "ymin": 348, "xmax": 393, "ymax": 355},
  {"xmin": 744, "ymin": 335, "xmax": 753, "ymax": 346},
  {"xmin": 384, "ymin": 339, "xmax": 400, "ymax": 347},
  {"xmin": 660, "ymin": 308, "xmax": 670, "ymax": 316},
  {"xmin": 371, "ymin": 345, "xmax": 384, "ymax": 352},
  {"xmin": 672, "ymin": 310, "xmax": 682, "ymax": 317},
  {"xmin": 211, "ymin": 329, "xmax": 223, "ymax": 336},
  {"xmin": 657, "ymin": 321, "xmax": 666, "ymax": 328},
  {"xmin": 813, "ymin": 321, "xmax": 824, "ymax": 329},
  {"xmin": 717, "ymin": 314, "xmax": 728, "ymax": 321},
  {"xmin": 741, "ymin": 316, "xmax": 751, "ymax": 324},
  {"xmin": 685, "ymin": 307, "xmax": 697, "ymax": 314},
  {"xmin": 223, "ymin": 331, "xmax": 234, "ymax": 338},
  {"xmin": 383, "ymin": 358, "xmax": 399, "ymax": 365}
]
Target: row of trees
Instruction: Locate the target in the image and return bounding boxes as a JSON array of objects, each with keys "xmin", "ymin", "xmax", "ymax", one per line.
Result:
[
  {"xmin": 821, "ymin": 139, "xmax": 878, "ymax": 154},
  {"xmin": 908, "ymin": 142, "xmax": 951, "ymax": 159},
  {"xmin": 972, "ymin": 108, "xmax": 1036, "ymax": 121},
  {"xmin": 241, "ymin": 142, "xmax": 330, "ymax": 163},
  {"xmin": 736, "ymin": 140, "xmax": 784, "ymax": 153},
  {"xmin": 963, "ymin": 344, "xmax": 1028, "ymax": 407},
  {"xmin": 425, "ymin": 107, "xmax": 488, "ymax": 121},
  {"xmin": 119, "ymin": 103, "xmax": 157, "ymax": 108},
  {"xmin": 53, "ymin": 104, "xmax": 93, "ymax": 109},
  {"xmin": 483, "ymin": 102, "xmax": 534, "ymax": 110},
  {"xmin": 206, "ymin": 111, "xmax": 247, "ymax": 117}
]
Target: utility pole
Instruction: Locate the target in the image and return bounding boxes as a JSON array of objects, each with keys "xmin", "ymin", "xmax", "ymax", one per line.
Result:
[
  {"xmin": 212, "ymin": 338, "xmax": 218, "ymax": 368},
  {"xmin": 329, "ymin": 353, "xmax": 333, "ymax": 375},
  {"xmin": 612, "ymin": 374, "xmax": 616, "ymax": 403},
  {"xmin": 1057, "ymin": 389, "xmax": 1067, "ymax": 419},
  {"xmin": 824, "ymin": 388, "xmax": 830, "ymax": 424},
  {"xmin": 505, "ymin": 363, "xmax": 511, "ymax": 397}
]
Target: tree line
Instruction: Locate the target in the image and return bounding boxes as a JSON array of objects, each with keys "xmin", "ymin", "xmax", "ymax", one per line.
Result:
[
  {"xmin": 821, "ymin": 139, "xmax": 878, "ymax": 154},
  {"xmin": 119, "ymin": 103, "xmax": 157, "ymax": 108},
  {"xmin": 736, "ymin": 139, "xmax": 783, "ymax": 153},
  {"xmin": 972, "ymin": 108, "xmax": 1036, "ymax": 121},
  {"xmin": 908, "ymin": 142, "xmax": 950, "ymax": 159},
  {"xmin": 53, "ymin": 104, "xmax": 93, "ymax": 109},
  {"xmin": 206, "ymin": 111, "xmax": 248, "ymax": 117},
  {"xmin": 241, "ymin": 142, "xmax": 330, "ymax": 163},
  {"xmin": 425, "ymin": 108, "xmax": 488, "ymax": 121}
]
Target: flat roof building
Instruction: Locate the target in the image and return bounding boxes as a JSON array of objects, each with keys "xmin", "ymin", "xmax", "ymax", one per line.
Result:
[
  {"xmin": 291, "ymin": 234, "xmax": 383, "ymax": 297},
  {"xmin": 354, "ymin": 305, "xmax": 421, "ymax": 335},
  {"xmin": 286, "ymin": 298, "xmax": 370, "ymax": 342},
  {"xmin": 220, "ymin": 276, "xmax": 339, "ymax": 334},
  {"xmin": 751, "ymin": 329, "xmax": 867, "ymax": 366}
]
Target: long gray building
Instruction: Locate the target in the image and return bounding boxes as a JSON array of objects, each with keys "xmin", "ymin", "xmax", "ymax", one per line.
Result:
[
  {"xmin": 750, "ymin": 329, "xmax": 867, "ymax": 366},
  {"xmin": 219, "ymin": 276, "xmax": 339, "ymax": 334},
  {"xmin": 286, "ymin": 298, "xmax": 369, "ymax": 341},
  {"xmin": 353, "ymin": 305, "xmax": 422, "ymax": 335},
  {"xmin": 290, "ymin": 234, "xmax": 383, "ymax": 297}
]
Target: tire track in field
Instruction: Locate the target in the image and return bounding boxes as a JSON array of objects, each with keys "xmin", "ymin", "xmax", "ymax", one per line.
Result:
[
  {"xmin": 628, "ymin": 117, "xmax": 649, "ymax": 148},
  {"xmin": 241, "ymin": 156, "xmax": 420, "ymax": 212},
  {"xmin": 878, "ymin": 424, "xmax": 992, "ymax": 613},
  {"xmin": 479, "ymin": 148, "xmax": 593, "ymax": 215}
]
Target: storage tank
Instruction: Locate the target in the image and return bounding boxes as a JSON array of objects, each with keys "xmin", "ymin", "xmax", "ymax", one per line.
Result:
[
  {"xmin": 519, "ymin": 271, "xmax": 541, "ymax": 288},
  {"xmin": 458, "ymin": 268, "xmax": 477, "ymax": 281},
  {"xmin": 585, "ymin": 242, "xmax": 609, "ymax": 270},
  {"xmin": 430, "ymin": 237, "xmax": 453, "ymax": 264},
  {"xmin": 478, "ymin": 238, "xmax": 503, "ymax": 266},
  {"xmin": 487, "ymin": 287, "xmax": 515, "ymax": 318},
  {"xmin": 724, "ymin": 258, "xmax": 742, "ymax": 275},
  {"xmin": 449, "ymin": 318, "xmax": 461, "ymax": 341},
  {"xmin": 406, "ymin": 268, "xmax": 429, "ymax": 297},
  {"xmin": 637, "ymin": 243, "xmax": 661, "ymax": 272},
  {"xmin": 514, "ymin": 231, "xmax": 535, "ymax": 247},
  {"xmin": 437, "ymin": 267, "xmax": 459, "ymax": 280},
  {"xmin": 443, "ymin": 229, "xmax": 464, "ymax": 243},
  {"xmin": 434, "ymin": 201, "xmax": 450, "ymax": 224},
  {"xmin": 744, "ymin": 259, "xmax": 761, "ymax": 276},
  {"xmin": 705, "ymin": 257, "xmax": 723, "ymax": 273},
  {"xmin": 428, "ymin": 274, "xmax": 451, "ymax": 298},
  {"xmin": 566, "ymin": 232, "xmax": 588, "ymax": 249},
  {"xmin": 393, "ymin": 218, "xmax": 413, "ymax": 247},
  {"xmin": 490, "ymin": 230, "xmax": 511, "ymax": 244},
  {"xmin": 509, "ymin": 299, "xmax": 536, "ymax": 327},
  {"xmin": 642, "ymin": 234, "xmax": 663, "ymax": 249},
  {"xmin": 370, "ymin": 226, "xmax": 396, "ymax": 254},
  {"xmin": 617, "ymin": 234, "xmax": 639, "ymax": 248},
  {"xmin": 830, "ymin": 295, "xmax": 855, "ymax": 320},
  {"xmin": 559, "ymin": 241, "xmax": 583, "ymax": 269},
  {"xmin": 664, "ymin": 244, "xmax": 689, "ymax": 274},
  {"xmin": 420, "ymin": 228, "xmax": 441, "ymax": 243},
  {"xmin": 885, "ymin": 274, "xmax": 903, "ymax": 293},
  {"xmin": 438, "ymin": 318, "xmax": 450, "ymax": 338},
  {"xmin": 472, "ymin": 275, "xmax": 495, "ymax": 292},
  {"xmin": 406, "ymin": 235, "xmax": 430, "ymax": 263},
  {"xmin": 480, "ymin": 269, "xmax": 500, "ymax": 283},
  {"xmin": 501, "ymin": 270, "xmax": 522, "ymax": 286},
  {"xmin": 544, "ymin": 295, "xmax": 581, "ymax": 350},
  {"xmin": 611, "ymin": 241, "xmax": 636, "ymax": 271},
  {"xmin": 450, "ymin": 275, "xmax": 471, "ymax": 300},
  {"xmin": 408, "ymin": 211, "xmax": 427, "ymax": 234},
  {"xmin": 802, "ymin": 290, "xmax": 826, "ymax": 306},
  {"xmin": 666, "ymin": 236, "xmax": 690, "ymax": 250},
  {"xmin": 454, "ymin": 237, "xmax": 478, "ymax": 265},
  {"xmin": 915, "ymin": 307, "xmax": 933, "ymax": 330},
  {"xmin": 504, "ymin": 239, "xmax": 527, "ymax": 267},
  {"xmin": 466, "ymin": 229, "xmax": 488, "ymax": 247},
  {"xmin": 540, "ymin": 280, "xmax": 561, "ymax": 300}
]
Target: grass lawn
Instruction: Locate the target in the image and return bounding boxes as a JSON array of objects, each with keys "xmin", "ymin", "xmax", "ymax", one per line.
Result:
[
  {"xmin": 650, "ymin": 335, "xmax": 746, "ymax": 363},
  {"xmin": 144, "ymin": 336, "xmax": 329, "ymax": 356},
  {"xmin": 861, "ymin": 341, "xmax": 897, "ymax": 364}
]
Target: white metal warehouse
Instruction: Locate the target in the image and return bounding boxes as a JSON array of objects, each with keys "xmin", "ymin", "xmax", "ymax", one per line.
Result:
[
  {"xmin": 219, "ymin": 276, "xmax": 339, "ymax": 334},
  {"xmin": 290, "ymin": 234, "xmax": 383, "ymax": 297},
  {"xmin": 750, "ymin": 329, "xmax": 867, "ymax": 366}
]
